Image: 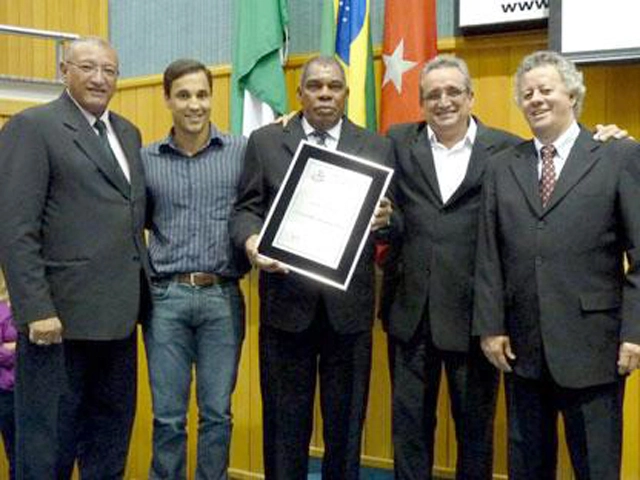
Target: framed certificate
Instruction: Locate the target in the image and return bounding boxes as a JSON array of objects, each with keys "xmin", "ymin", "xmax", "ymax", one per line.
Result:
[{"xmin": 257, "ymin": 141, "xmax": 393, "ymax": 290}]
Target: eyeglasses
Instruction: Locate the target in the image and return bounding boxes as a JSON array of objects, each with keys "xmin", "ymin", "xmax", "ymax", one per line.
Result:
[
  {"xmin": 422, "ymin": 87, "xmax": 468, "ymax": 103},
  {"xmin": 66, "ymin": 61, "xmax": 119, "ymax": 79}
]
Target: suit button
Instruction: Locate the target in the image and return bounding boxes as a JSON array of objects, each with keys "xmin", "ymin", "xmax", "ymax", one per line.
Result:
[
  {"xmin": 537, "ymin": 221, "xmax": 545, "ymax": 229},
  {"xmin": 132, "ymin": 255, "xmax": 140, "ymax": 261},
  {"xmin": 535, "ymin": 256, "xmax": 543, "ymax": 266},
  {"xmin": 425, "ymin": 268, "xmax": 430, "ymax": 275}
]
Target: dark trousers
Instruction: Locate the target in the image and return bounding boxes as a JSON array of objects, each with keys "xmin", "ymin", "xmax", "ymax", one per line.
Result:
[
  {"xmin": 391, "ymin": 322, "xmax": 499, "ymax": 480},
  {"xmin": 0, "ymin": 389, "xmax": 15, "ymax": 479},
  {"xmin": 15, "ymin": 332, "xmax": 137, "ymax": 480},
  {"xmin": 505, "ymin": 372, "xmax": 624, "ymax": 480},
  {"xmin": 259, "ymin": 306, "xmax": 372, "ymax": 480}
]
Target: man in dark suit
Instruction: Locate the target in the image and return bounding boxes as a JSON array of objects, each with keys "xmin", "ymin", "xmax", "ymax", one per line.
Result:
[
  {"xmin": 383, "ymin": 55, "xmax": 521, "ymax": 480},
  {"xmin": 230, "ymin": 56, "xmax": 393, "ymax": 480},
  {"xmin": 0, "ymin": 37, "xmax": 148, "ymax": 478},
  {"xmin": 474, "ymin": 50, "xmax": 640, "ymax": 479}
]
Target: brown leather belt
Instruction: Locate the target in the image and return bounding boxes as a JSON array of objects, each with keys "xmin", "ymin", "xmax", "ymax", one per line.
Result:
[{"xmin": 173, "ymin": 272, "xmax": 227, "ymax": 287}]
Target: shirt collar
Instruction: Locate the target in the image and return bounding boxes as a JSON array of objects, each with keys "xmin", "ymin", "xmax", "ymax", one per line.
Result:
[
  {"xmin": 67, "ymin": 89, "xmax": 111, "ymax": 127},
  {"xmin": 427, "ymin": 116, "xmax": 477, "ymax": 151},
  {"xmin": 533, "ymin": 121, "xmax": 580, "ymax": 160},
  {"xmin": 156, "ymin": 123, "xmax": 225, "ymax": 156},
  {"xmin": 301, "ymin": 116, "xmax": 343, "ymax": 143}
]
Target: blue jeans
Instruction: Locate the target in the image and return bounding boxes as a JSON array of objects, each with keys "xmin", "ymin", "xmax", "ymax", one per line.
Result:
[{"xmin": 144, "ymin": 279, "xmax": 245, "ymax": 480}]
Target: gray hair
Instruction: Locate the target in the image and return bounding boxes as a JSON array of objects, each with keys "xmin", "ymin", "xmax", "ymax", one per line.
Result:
[
  {"xmin": 419, "ymin": 55, "xmax": 473, "ymax": 98},
  {"xmin": 515, "ymin": 50, "xmax": 585, "ymax": 117},
  {"xmin": 63, "ymin": 36, "xmax": 118, "ymax": 64},
  {"xmin": 299, "ymin": 55, "xmax": 346, "ymax": 87}
]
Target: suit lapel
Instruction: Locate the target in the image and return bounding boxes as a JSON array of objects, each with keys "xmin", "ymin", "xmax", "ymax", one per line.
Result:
[
  {"xmin": 408, "ymin": 125, "xmax": 443, "ymax": 205},
  {"xmin": 543, "ymin": 129, "xmax": 600, "ymax": 213},
  {"xmin": 59, "ymin": 93, "xmax": 131, "ymax": 198},
  {"xmin": 447, "ymin": 122, "xmax": 493, "ymax": 206},
  {"xmin": 510, "ymin": 141, "xmax": 543, "ymax": 216},
  {"xmin": 282, "ymin": 114, "xmax": 307, "ymax": 157},
  {"xmin": 336, "ymin": 117, "xmax": 365, "ymax": 156}
]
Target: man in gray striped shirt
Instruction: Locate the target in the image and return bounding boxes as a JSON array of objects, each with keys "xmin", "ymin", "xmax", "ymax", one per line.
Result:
[{"xmin": 141, "ymin": 58, "xmax": 250, "ymax": 480}]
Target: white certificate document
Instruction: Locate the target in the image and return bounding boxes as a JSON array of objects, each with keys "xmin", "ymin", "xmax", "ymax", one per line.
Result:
[
  {"xmin": 272, "ymin": 158, "xmax": 372, "ymax": 268},
  {"xmin": 257, "ymin": 140, "xmax": 393, "ymax": 290}
]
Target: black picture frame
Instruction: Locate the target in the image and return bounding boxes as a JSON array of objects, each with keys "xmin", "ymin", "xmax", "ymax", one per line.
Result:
[{"xmin": 257, "ymin": 141, "xmax": 393, "ymax": 290}]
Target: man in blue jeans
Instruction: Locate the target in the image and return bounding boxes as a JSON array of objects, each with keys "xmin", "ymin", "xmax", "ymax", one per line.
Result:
[{"xmin": 141, "ymin": 58, "xmax": 250, "ymax": 479}]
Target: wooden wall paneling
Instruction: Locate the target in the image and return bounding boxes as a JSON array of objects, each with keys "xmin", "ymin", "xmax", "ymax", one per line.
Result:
[
  {"xmin": 186, "ymin": 378, "xmax": 198, "ymax": 476},
  {"xmin": 71, "ymin": 0, "xmax": 88, "ymax": 45},
  {"xmin": 125, "ymin": 334, "xmax": 153, "ymax": 478},
  {"xmin": 17, "ymin": 0, "xmax": 33, "ymax": 76},
  {"xmin": 0, "ymin": 1, "xmax": 7, "ymax": 76},
  {"xmin": 471, "ymin": 48, "xmax": 514, "ymax": 133},
  {"xmin": 580, "ymin": 66, "xmax": 607, "ymax": 131},
  {"xmin": 31, "ymin": 0, "xmax": 49, "ymax": 79},
  {"xmin": 211, "ymin": 67, "xmax": 231, "ymax": 132},
  {"xmin": 557, "ymin": 418, "xmax": 578, "ymax": 480},
  {"xmin": 434, "ymin": 375, "xmax": 455, "ymax": 476},
  {"xmin": 4, "ymin": 0, "xmax": 21, "ymax": 77},
  {"xmin": 43, "ymin": 0, "xmax": 60, "ymax": 80},
  {"xmin": 112, "ymin": 87, "xmax": 137, "ymax": 130},
  {"xmin": 491, "ymin": 379, "xmax": 508, "ymax": 478},
  {"xmin": 0, "ymin": 0, "xmax": 108, "ymax": 80},
  {"xmin": 134, "ymin": 86, "xmax": 156, "ymax": 145},
  {"xmin": 246, "ymin": 272, "xmax": 265, "ymax": 475},
  {"xmin": 604, "ymin": 64, "xmax": 640, "ymax": 138},
  {"xmin": 229, "ymin": 277, "xmax": 253, "ymax": 477},
  {"xmin": 623, "ymin": 376, "xmax": 640, "ymax": 480},
  {"xmin": 362, "ymin": 318, "xmax": 393, "ymax": 467}
]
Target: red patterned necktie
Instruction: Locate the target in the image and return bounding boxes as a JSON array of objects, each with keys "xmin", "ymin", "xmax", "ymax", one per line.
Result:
[{"xmin": 539, "ymin": 144, "xmax": 557, "ymax": 208}]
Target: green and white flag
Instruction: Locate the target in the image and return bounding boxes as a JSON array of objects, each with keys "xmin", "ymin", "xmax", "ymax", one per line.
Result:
[{"xmin": 230, "ymin": 0, "xmax": 289, "ymax": 136}]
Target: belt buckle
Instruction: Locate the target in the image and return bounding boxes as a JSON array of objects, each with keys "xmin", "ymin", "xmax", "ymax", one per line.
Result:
[{"xmin": 188, "ymin": 272, "xmax": 199, "ymax": 287}]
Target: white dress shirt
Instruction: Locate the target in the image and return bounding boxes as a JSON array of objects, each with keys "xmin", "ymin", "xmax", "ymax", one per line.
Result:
[
  {"xmin": 428, "ymin": 117, "xmax": 478, "ymax": 203},
  {"xmin": 301, "ymin": 116, "xmax": 342, "ymax": 151},
  {"xmin": 68, "ymin": 91, "xmax": 131, "ymax": 182},
  {"xmin": 533, "ymin": 121, "xmax": 580, "ymax": 180}
]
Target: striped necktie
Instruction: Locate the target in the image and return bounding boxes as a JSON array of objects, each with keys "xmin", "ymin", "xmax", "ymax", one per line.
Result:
[{"xmin": 310, "ymin": 130, "xmax": 329, "ymax": 146}]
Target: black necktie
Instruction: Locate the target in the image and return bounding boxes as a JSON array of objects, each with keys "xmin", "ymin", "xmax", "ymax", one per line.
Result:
[
  {"xmin": 310, "ymin": 130, "xmax": 329, "ymax": 146},
  {"xmin": 94, "ymin": 119, "xmax": 121, "ymax": 171}
]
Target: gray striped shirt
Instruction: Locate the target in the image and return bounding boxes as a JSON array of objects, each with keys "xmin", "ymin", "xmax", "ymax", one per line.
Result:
[{"xmin": 142, "ymin": 126, "xmax": 248, "ymax": 278}]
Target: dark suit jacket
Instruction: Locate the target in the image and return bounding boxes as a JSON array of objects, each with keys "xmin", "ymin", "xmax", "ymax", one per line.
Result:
[
  {"xmin": 384, "ymin": 119, "xmax": 521, "ymax": 351},
  {"xmin": 473, "ymin": 127, "xmax": 640, "ymax": 388},
  {"xmin": 0, "ymin": 92, "xmax": 149, "ymax": 340},
  {"xmin": 230, "ymin": 114, "xmax": 394, "ymax": 334}
]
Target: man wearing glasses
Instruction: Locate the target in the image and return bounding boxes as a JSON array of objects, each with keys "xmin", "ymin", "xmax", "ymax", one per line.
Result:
[
  {"xmin": 383, "ymin": 54, "xmax": 626, "ymax": 480},
  {"xmin": 383, "ymin": 55, "xmax": 520, "ymax": 480},
  {"xmin": 0, "ymin": 37, "xmax": 148, "ymax": 478}
]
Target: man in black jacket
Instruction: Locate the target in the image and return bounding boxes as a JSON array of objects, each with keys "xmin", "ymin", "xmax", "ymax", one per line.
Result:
[
  {"xmin": 384, "ymin": 55, "xmax": 520, "ymax": 480},
  {"xmin": 0, "ymin": 37, "xmax": 148, "ymax": 478},
  {"xmin": 230, "ymin": 56, "xmax": 394, "ymax": 480},
  {"xmin": 383, "ymin": 54, "xmax": 625, "ymax": 480}
]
